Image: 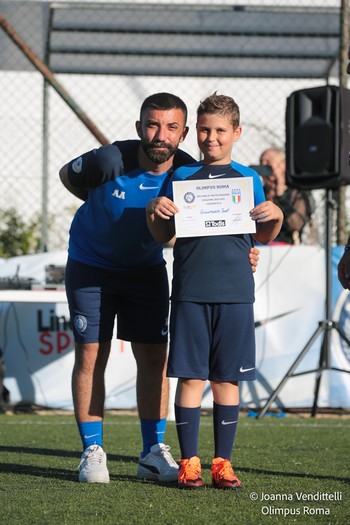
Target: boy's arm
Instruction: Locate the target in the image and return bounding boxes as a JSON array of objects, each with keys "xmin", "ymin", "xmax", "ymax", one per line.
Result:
[
  {"xmin": 146, "ymin": 197, "xmax": 177, "ymax": 244},
  {"xmin": 250, "ymin": 201, "xmax": 284, "ymax": 244}
]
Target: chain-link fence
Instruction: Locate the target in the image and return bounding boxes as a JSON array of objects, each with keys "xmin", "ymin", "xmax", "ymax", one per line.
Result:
[{"xmin": 0, "ymin": 0, "xmax": 349, "ymax": 253}]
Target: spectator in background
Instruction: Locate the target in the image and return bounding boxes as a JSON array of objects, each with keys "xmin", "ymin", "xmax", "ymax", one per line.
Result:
[{"xmin": 259, "ymin": 147, "xmax": 315, "ymax": 245}]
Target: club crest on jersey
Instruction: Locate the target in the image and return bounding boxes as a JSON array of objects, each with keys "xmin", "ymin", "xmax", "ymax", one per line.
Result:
[
  {"xmin": 72, "ymin": 156, "xmax": 83, "ymax": 173},
  {"xmin": 232, "ymin": 189, "xmax": 241, "ymax": 203},
  {"xmin": 112, "ymin": 189, "xmax": 125, "ymax": 199}
]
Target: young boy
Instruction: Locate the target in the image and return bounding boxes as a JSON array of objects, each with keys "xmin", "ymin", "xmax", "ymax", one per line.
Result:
[{"xmin": 146, "ymin": 93, "xmax": 283, "ymax": 489}]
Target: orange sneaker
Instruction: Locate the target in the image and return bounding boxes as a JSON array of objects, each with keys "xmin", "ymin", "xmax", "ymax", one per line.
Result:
[
  {"xmin": 178, "ymin": 456, "xmax": 204, "ymax": 489},
  {"xmin": 211, "ymin": 457, "xmax": 241, "ymax": 489}
]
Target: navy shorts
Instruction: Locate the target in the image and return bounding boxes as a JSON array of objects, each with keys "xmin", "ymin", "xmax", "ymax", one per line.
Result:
[
  {"xmin": 65, "ymin": 258, "xmax": 169, "ymax": 344},
  {"xmin": 167, "ymin": 301, "xmax": 256, "ymax": 382}
]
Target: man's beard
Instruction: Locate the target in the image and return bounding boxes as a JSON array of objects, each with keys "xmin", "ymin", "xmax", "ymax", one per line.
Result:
[{"xmin": 141, "ymin": 139, "xmax": 177, "ymax": 164}]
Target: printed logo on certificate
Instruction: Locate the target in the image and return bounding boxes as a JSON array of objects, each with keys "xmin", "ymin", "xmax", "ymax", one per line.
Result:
[{"xmin": 172, "ymin": 178, "xmax": 256, "ymax": 238}]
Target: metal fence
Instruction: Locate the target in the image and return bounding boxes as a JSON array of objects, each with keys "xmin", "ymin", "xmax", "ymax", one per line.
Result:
[{"xmin": 0, "ymin": 0, "xmax": 349, "ymax": 253}]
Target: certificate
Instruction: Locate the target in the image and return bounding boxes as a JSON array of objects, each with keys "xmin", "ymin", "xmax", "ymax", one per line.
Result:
[{"xmin": 173, "ymin": 178, "xmax": 256, "ymax": 238}]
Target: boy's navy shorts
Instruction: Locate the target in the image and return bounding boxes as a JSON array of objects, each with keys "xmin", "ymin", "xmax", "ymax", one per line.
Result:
[
  {"xmin": 65, "ymin": 258, "xmax": 169, "ymax": 344},
  {"xmin": 167, "ymin": 301, "xmax": 256, "ymax": 382}
]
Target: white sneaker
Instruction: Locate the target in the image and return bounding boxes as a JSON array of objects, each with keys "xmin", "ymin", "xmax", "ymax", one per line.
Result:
[
  {"xmin": 78, "ymin": 444, "xmax": 110, "ymax": 483},
  {"xmin": 137, "ymin": 443, "xmax": 178, "ymax": 482}
]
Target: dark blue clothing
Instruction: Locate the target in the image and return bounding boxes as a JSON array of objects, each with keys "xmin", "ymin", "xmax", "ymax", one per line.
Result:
[
  {"xmin": 65, "ymin": 140, "xmax": 194, "ymax": 344},
  {"xmin": 166, "ymin": 161, "xmax": 263, "ymax": 381},
  {"xmin": 65, "ymin": 258, "xmax": 169, "ymax": 344},
  {"xmin": 167, "ymin": 162, "xmax": 265, "ymax": 303},
  {"xmin": 168, "ymin": 301, "xmax": 256, "ymax": 381},
  {"xmin": 67, "ymin": 140, "xmax": 194, "ymax": 271}
]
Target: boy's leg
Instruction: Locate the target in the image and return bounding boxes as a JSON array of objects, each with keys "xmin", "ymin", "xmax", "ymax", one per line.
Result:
[
  {"xmin": 175, "ymin": 379, "xmax": 205, "ymax": 489},
  {"xmin": 211, "ymin": 382, "xmax": 241, "ymax": 489},
  {"xmin": 211, "ymin": 381, "xmax": 239, "ymax": 459}
]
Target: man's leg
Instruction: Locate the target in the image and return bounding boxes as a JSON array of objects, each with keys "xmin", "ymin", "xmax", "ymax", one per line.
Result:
[
  {"xmin": 131, "ymin": 342, "xmax": 168, "ymax": 420},
  {"xmin": 72, "ymin": 341, "xmax": 111, "ymax": 483},
  {"xmin": 132, "ymin": 342, "xmax": 178, "ymax": 482}
]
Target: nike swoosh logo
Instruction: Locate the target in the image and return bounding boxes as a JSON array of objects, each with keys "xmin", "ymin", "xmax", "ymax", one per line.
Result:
[
  {"xmin": 221, "ymin": 420, "xmax": 238, "ymax": 425},
  {"xmin": 139, "ymin": 183, "xmax": 159, "ymax": 190},
  {"xmin": 83, "ymin": 433, "xmax": 99, "ymax": 439},
  {"xmin": 176, "ymin": 421, "xmax": 189, "ymax": 426},
  {"xmin": 208, "ymin": 173, "xmax": 226, "ymax": 179},
  {"xmin": 239, "ymin": 366, "xmax": 255, "ymax": 373},
  {"xmin": 161, "ymin": 327, "xmax": 168, "ymax": 336}
]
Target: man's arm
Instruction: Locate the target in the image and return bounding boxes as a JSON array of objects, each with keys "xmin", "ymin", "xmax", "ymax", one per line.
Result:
[
  {"xmin": 285, "ymin": 193, "xmax": 308, "ymax": 233},
  {"xmin": 338, "ymin": 238, "xmax": 350, "ymax": 290},
  {"xmin": 59, "ymin": 145, "xmax": 123, "ymax": 201},
  {"xmin": 59, "ymin": 163, "xmax": 89, "ymax": 201}
]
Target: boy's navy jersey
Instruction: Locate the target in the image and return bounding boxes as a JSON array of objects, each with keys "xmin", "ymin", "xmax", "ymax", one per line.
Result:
[
  {"xmin": 66, "ymin": 140, "xmax": 194, "ymax": 271},
  {"xmin": 167, "ymin": 162, "xmax": 265, "ymax": 303}
]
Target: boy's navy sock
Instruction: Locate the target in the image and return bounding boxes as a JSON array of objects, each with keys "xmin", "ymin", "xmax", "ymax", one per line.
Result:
[
  {"xmin": 140, "ymin": 418, "xmax": 166, "ymax": 457},
  {"xmin": 175, "ymin": 404, "xmax": 201, "ymax": 459},
  {"xmin": 77, "ymin": 421, "xmax": 103, "ymax": 451},
  {"xmin": 213, "ymin": 403, "xmax": 239, "ymax": 459}
]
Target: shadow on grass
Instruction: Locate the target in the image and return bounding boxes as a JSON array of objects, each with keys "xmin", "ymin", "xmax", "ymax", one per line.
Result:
[
  {"xmin": 0, "ymin": 445, "xmax": 141, "ymax": 482},
  {"xmin": 236, "ymin": 465, "xmax": 350, "ymax": 484},
  {"xmin": 1, "ymin": 448, "xmax": 349, "ymax": 486},
  {"xmin": 0, "ymin": 462, "xmax": 163, "ymax": 483},
  {"xmin": 0, "ymin": 445, "xmax": 138, "ymax": 462}
]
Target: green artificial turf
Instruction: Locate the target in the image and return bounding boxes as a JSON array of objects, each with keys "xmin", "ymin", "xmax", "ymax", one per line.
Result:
[{"xmin": 0, "ymin": 413, "xmax": 349, "ymax": 525}]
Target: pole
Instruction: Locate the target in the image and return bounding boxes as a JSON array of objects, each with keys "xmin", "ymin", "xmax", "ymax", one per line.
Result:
[{"xmin": 0, "ymin": 13, "xmax": 110, "ymax": 146}]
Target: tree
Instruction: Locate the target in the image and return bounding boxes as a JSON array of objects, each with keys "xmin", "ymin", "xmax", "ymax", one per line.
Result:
[{"xmin": 0, "ymin": 208, "xmax": 41, "ymax": 258}]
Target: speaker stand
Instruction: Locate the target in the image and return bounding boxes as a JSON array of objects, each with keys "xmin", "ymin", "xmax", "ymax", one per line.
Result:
[{"xmin": 257, "ymin": 188, "xmax": 350, "ymax": 419}]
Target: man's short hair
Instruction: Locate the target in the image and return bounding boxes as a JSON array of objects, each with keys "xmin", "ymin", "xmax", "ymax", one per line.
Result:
[{"xmin": 140, "ymin": 92, "xmax": 188, "ymax": 123}]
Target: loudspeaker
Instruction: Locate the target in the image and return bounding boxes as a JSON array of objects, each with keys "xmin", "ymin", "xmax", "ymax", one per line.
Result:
[{"xmin": 286, "ymin": 85, "xmax": 350, "ymax": 190}]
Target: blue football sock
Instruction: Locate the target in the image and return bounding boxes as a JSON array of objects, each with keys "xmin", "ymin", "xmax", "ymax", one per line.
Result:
[
  {"xmin": 140, "ymin": 418, "xmax": 166, "ymax": 457},
  {"xmin": 213, "ymin": 402, "xmax": 239, "ymax": 460},
  {"xmin": 77, "ymin": 421, "xmax": 103, "ymax": 451},
  {"xmin": 175, "ymin": 404, "xmax": 201, "ymax": 459}
]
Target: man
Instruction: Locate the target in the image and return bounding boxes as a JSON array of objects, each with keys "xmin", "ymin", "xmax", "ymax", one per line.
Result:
[
  {"xmin": 59, "ymin": 92, "xmax": 259, "ymax": 484},
  {"xmin": 260, "ymin": 147, "xmax": 315, "ymax": 245},
  {"xmin": 338, "ymin": 237, "xmax": 350, "ymax": 291},
  {"xmin": 337, "ymin": 44, "xmax": 350, "ymax": 289}
]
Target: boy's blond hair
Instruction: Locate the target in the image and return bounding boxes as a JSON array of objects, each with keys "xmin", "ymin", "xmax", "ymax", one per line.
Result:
[{"xmin": 197, "ymin": 92, "xmax": 240, "ymax": 129}]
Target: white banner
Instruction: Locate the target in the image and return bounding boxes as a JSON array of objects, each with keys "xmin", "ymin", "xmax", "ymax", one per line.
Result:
[{"xmin": 1, "ymin": 246, "xmax": 349, "ymax": 414}]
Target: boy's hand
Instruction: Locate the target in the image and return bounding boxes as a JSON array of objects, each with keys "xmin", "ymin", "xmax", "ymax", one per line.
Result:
[
  {"xmin": 250, "ymin": 201, "xmax": 283, "ymax": 223},
  {"xmin": 147, "ymin": 197, "xmax": 179, "ymax": 220}
]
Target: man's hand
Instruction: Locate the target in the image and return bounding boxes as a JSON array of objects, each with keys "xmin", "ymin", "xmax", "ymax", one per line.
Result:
[{"xmin": 249, "ymin": 246, "xmax": 260, "ymax": 273}]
